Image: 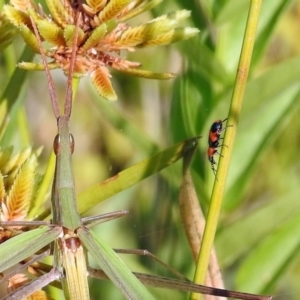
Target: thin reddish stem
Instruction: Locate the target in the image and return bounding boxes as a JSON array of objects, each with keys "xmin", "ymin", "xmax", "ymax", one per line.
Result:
[{"xmin": 30, "ymin": 16, "xmax": 60, "ymax": 119}]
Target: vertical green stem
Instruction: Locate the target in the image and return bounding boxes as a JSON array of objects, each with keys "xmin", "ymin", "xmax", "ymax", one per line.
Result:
[{"xmin": 191, "ymin": 1, "xmax": 262, "ymax": 299}]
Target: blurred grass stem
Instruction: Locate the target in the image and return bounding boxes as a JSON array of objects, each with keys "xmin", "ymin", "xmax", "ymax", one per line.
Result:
[{"xmin": 191, "ymin": 1, "xmax": 262, "ymax": 299}]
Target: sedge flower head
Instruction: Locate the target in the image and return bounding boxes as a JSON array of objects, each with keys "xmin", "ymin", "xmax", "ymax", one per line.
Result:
[{"xmin": 4, "ymin": 0, "xmax": 199, "ymax": 101}]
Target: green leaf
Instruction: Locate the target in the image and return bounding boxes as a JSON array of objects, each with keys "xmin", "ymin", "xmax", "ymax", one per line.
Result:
[
  {"xmin": 77, "ymin": 227, "xmax": 155, "ymax": 300},
  {"xmin": 225, "ymin": 55, "xmax": 300, "ymax": 208},
  {"xmin": 0, "ymin": 226, "xmax": 61, "ymax": 272},
  {"xmin": 236, "ymin": 212, "xmax": 300, "ymax": 293},
  {"xmin": 216, "ymin": 0, "xmax": 293, "ymax": 69},
  {"xmin": 78, "ymin": 136, "xmax": 200, "ymax": 214},
  {"xmin": 0, "ymin": 46, "xmax": 35, "ymax": 147},
  {"xmin": 216, "ymin": 188, "xmax": 300, "ymax": 268}
]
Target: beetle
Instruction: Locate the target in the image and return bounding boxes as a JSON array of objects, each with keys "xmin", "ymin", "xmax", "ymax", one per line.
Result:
[{"xmin": 207, "ymin": 118, "xmax": 230, "ymax": 175}]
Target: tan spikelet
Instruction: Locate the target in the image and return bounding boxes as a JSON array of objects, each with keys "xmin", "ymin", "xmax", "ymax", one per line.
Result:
[
  {"xmin": 98, "ymin": 0, "xmax": 132, "ymax": 23},
  {"xmin": 8, "ymin": 274, "xmax": 50, "ymax": 299},
  {"xmin": 91, "ymin": 67, "xmax": 117, "ymax": 101},
  {"xmin": 6, "ymin": 155, "xmax": 37, "ymax": 221},
  {"xmin": 7, "ymin": 274, "xmax": 29, "ymax": 292}
]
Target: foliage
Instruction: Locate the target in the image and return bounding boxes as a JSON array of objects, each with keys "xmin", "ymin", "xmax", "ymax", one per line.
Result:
[{"xmin": 0, "ymin": 0, "xmax": 300, "ymax": 299}]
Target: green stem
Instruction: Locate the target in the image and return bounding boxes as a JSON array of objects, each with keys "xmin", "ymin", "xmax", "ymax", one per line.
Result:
[{"xmin": 191, "ymin": 1, "xmax": 262, "ymax": 299}]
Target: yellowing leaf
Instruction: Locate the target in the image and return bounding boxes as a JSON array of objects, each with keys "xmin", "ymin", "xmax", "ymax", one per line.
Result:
[
  {"xmin": 91, "ymin": 67, "xmax": 117, "ymax": 101},
  {"xmin": 37, "ymin": 19, "xmax": 65, "ymax": 46},
  {"xmin": 6, "ymin": 155, "xmax": 37, "ymax": 221}
]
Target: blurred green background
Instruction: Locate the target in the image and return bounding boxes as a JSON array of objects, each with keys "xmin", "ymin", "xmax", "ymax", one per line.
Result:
[{"xmin": 1, "ymin": 0, "xmax": 300, "ymax": 299}]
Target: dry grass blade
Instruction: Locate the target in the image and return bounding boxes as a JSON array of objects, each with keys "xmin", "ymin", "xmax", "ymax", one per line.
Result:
[{"xmin": 179, "ymin": 139, "xmax": 226, "ymax": 300}]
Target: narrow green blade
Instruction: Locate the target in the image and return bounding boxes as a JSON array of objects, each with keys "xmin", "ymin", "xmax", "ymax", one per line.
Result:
[
  {"xmin": 77, "ymin": 227, "xmax": 155, "ymax": 300},
  {"xmin": 78, "ymin": 136, "xmax": 200, "ymax": 214},
  {"xmin": 0, "ymin": 226, "xmax": 61, "ymax": 272}
]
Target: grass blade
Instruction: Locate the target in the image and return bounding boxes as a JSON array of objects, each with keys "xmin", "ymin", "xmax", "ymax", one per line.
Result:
[
  {"xmin": 77, "ymin": 136, "xmax": 200, "ymax": 214},
  {"xmin": 0, "ymin": 226, "xmax": 61, "ymax": 272},
  {"xmin": 77, "ymin": 227, "xmax": 155, "ymax": 300}
]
